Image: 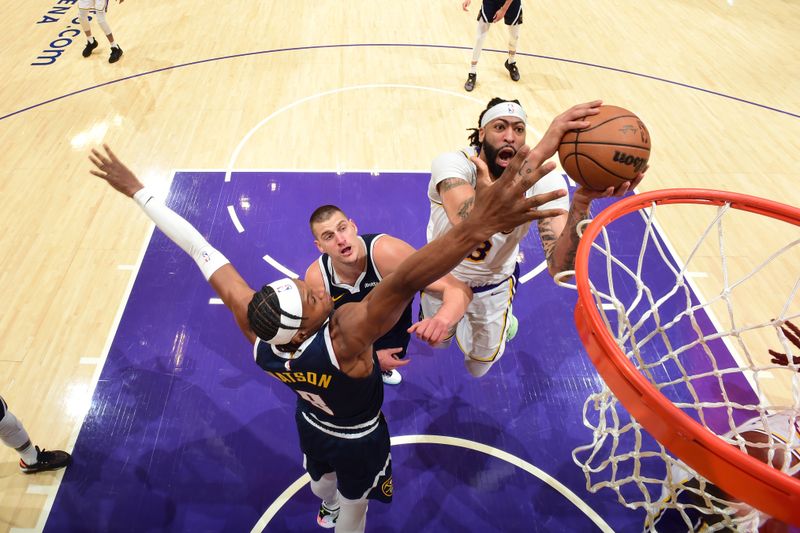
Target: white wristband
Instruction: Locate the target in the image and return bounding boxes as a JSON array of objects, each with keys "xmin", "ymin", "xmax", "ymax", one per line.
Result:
[{"xmin": 133, "ymin": 187, "xmax": 230, "ymax": 280}]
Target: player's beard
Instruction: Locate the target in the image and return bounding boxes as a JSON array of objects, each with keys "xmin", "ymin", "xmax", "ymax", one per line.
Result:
[{"xmin": 481, "ymin": 141, "xmax": 514, "ymax": 180}]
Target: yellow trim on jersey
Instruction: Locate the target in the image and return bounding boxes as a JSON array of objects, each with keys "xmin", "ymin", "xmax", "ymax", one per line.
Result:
[{"xmin": 462, "ymin": 276, "xmax": 516, "ymax": 363}]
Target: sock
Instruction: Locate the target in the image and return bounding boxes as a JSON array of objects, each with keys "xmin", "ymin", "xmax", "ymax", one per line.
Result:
[
  {"xmin": 17, "ymin": 441, "xmax": 38, "ymax": 465},
  {"xmin": 469, "ymin": 64, "xmax": 477, "ymax": 74},
  {"xmin": 89, "ymin": 36, "xmax": 96, "ymax": 43}
]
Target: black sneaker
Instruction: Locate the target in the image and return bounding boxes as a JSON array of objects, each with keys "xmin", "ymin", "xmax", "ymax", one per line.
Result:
[
  {"xmin": 109, "ymin": 46, "xmax": 123, "ymax": 64},
  {"xmin": 82, "ymin": 39, "xmax": 98, "ymax": 58},
  {"xmin": 464, "ymin": 72, "xmax": 477, "ymax": 92},
  {"xmin": 504, "ymin": 60, "xmax": 520, "ymax": 82},
  {"xmin": 20, "ymin": 446, "xmax": 72, "ymax": 474}
]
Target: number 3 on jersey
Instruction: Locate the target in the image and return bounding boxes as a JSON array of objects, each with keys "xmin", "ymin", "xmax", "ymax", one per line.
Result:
[
  {"xmin": 297, "ymin": 390, "xmax": 335, "ymax": 416},
  {"xmin": 467, "ymin": 240, "xmax": 492, "ymax": 262}
]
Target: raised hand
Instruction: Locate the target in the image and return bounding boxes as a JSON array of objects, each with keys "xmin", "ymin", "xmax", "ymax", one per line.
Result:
[
  {"xmin": 469, "ymin": 146, "xmax": 567, "ymax": 238},
  {"xmin": 89, "ymin": 144, "xmax": 144, "ymax": 197},
  {"xmin": 532, "ymin": 100, "xmax": 603, "ymax": 164},
  {"xmin": 769, "ymin": 320, "xmax": 800, "ymax": 372}
]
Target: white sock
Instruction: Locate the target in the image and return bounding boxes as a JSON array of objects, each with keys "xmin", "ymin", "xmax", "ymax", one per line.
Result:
[{"xmin": 18, "ymin": 442, "xmax": 38, "ymax": 465}]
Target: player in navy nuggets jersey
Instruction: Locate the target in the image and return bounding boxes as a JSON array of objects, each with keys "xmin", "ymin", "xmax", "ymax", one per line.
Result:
[
  {"xmin": 90, "ymin": 141, "xmax": 569, "ymax": 532},
  {"xmin": 305, "ymin": 205, "xmax": 472, "ymax": 386},
  {"xmin": 461, "ymin": 0, "xmax": 524, "ymax": 91}
]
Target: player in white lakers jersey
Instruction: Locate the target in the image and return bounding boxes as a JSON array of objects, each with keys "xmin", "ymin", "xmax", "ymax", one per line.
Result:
[{"xmin": 423, "ymin": 98, "xmax": 644, "ymax": 377}]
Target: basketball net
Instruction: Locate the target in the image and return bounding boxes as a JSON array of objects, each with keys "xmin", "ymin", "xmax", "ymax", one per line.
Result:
[{"xmin": 555, "ymin": 189, "xmax": 800, "ymax": 530}]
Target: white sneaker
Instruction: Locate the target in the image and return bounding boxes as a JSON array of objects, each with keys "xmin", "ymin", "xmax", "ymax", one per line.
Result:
[
  {"xmin": 317, "ymin": 502, "xmax": 339, "ymax": 529},
  {"xmin": 381, "ymin": 369, "xmax": 402, "ymax": 385}
]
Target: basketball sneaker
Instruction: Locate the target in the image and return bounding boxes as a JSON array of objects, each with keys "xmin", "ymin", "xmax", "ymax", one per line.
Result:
[
  {"xmin": 82, "ymin": 39, "xmax": 98, "ymax": 58},
  {"xmin": 316, "ymin": 502, "xmax": 340, "ymax": 529},
  {"xmin": 20, "ymin": 446, "xmax": 72, "ymax": 474},
  {"xmin": 382, "ymin": 369, "xmax": 402, "ymax": 385},
  {"xmin": 109, "ymin": 46, "xmax": 123, "ymax": 64},
  {"xmin": 505, "ymin": 314, "xmax": 519, "ymax": 342},
  {"xmin": 504, "ymin": 60, "xmax": 520, "ymax": 82},
  {"xmin": 464, "ymin": 73, "xmax": 477, "ymax": 92}
]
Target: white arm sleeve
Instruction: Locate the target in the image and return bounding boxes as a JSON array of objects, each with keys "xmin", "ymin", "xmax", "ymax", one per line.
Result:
[{"xmin": 133, "ymin": 188, "xmax": 230, "ymax": 280}]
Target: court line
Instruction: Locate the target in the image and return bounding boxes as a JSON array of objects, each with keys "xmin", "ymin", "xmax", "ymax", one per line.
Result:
[
  {"xmin": 263, "ymin": 254, "xmax": 298, "ymax": 279},
  {"xmin": 3, "ymin": 44, "xmax": 797, "ymax": 122},
  {"xmin": 250, "ymin": 434, "xmax": 614, "ymax": 533},
  {"xmin": 223, "ymin": 83, "xmax": 486, "ymax": 184},
  {"xmin": 14, "ymin": 171, "xmax": 177, "ymax": 533}
]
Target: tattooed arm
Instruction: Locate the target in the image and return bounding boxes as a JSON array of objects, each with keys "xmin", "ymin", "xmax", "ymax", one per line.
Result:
[
  {"xmin": 437, "ymin": 177, "xmax": 476, "ymax": 226},
  {"xmin": 538, "ymin": 196, "xmax": 590, "ymax": 277}
]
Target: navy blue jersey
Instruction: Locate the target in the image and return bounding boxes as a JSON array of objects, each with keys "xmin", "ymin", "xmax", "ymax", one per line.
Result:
[
  {"xmin": 317, "ymin": 233, "xmax": 412, "ymax": 355},
  {"xmin": 254, "ymin": 323, "xmax": 383, "ymax": 432}
]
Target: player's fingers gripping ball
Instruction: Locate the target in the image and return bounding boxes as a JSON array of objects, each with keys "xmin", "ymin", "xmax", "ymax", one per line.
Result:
[{"xmin": 558, "ymin": 105, "xmax": 651, "ymax": 191}]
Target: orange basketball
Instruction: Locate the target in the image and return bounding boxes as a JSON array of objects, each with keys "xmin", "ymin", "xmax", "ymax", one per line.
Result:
[{"xmin": 558, "ymin": 105, "xmax": 651, "ymax": 191}]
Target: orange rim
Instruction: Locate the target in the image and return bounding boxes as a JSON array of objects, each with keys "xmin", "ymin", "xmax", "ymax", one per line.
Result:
[{"xmin": 574, "ymin": 188, "xmax": 800, "ymax": 525}]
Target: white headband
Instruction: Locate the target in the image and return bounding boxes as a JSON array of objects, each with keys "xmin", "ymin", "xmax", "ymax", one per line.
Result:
[
  {"xmin": 480, "ymin": 101, "xmax": 527, "ymax": 128},
  {"xmin": 265, "ymin": 277, "xmax": 304, "ymax": 345}
]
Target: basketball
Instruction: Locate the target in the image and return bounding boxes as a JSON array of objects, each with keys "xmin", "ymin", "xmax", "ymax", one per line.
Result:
[{"xmin": 558, "ymin": 105, "xmax": 651, "ymax": 191}]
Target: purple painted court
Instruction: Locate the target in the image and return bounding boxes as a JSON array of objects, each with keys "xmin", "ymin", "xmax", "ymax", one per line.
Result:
[{"xmin": 44, "ymin": 170, "xmax": 744, "ymax": 531}]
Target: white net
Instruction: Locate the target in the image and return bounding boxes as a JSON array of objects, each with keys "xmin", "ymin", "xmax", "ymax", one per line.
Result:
[{"xmin": 557, "ymin": 194, "xmax": 800, "ymax": 531}]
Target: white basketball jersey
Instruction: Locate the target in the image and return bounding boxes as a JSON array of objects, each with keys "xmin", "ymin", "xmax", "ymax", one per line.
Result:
[{"xmin": 427, "ymin": 147, "xmax": 569, "ymax": 288}]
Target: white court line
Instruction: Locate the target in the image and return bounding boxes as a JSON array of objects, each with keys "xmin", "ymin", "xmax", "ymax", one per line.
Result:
[
  {"xmin": 20, "ymin": 170, "xmax": 177, "ymax": 533},
  {"xmin": 224, "ymin": 84, "xmax": 490, "ymax": 184},
  {"xmin": 25, "ymin": 485, "xmax": 56, "ymax": 496},
  {"xmin": 263, "ymin": 255, "xmax": 298, "ymax": 279},
  {"xmin": 250, "ymin": 434, "xmax": 613, "ymax": 533},
  {"xmin": 227, "ymin": 205, "xmax": 245, "ymax": 234},
  {"xmin": 209, "ymin": 298, "xmax": 224, "ymax": 305},
  {"xmin": 78, "ymin": 357, "xmax": 101, "ymax": 365},
  {"xmin": 519, "ymin": 260, "xmax": 548, "ymax": 284},
  {"xmin": 117, "ymin": 264, "xmax": 135, "ymax": 271}
]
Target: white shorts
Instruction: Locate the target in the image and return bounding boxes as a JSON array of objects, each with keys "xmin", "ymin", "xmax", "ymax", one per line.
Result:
[
  {"xmin": 421, "ymin": 275, "xmax": 516, "ymax": 365},
  {"xmin": 78, "ymin": 0, "xmax": 108, "ymax": 11}
]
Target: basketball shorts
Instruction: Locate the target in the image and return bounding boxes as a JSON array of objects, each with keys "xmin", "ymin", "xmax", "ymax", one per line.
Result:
[
  {"xmin": 0, "ymin": 395, "xmax": 6, "ymax": 419},
  {"xmin": 297, "ymin": 410, "xmax": 393, "ymax": 503},
  {"xmin": 420, "ymin": 271, "xmax": 517, "ymax": 364},
  {"xmin": 479, "ymin": 0, "xmax": 523, "ymax": 25},
  {"xmin": 78, "ymin": 0, "xmax": 109, "ymax": 11}
]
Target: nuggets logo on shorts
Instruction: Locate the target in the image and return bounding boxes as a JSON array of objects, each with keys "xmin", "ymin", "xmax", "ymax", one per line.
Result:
[{"xmin": 381, "ymin": 477, "xmax": 393, "ymax": 497}]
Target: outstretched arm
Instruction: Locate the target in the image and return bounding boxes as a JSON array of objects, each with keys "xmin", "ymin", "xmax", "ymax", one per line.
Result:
[
  {"xmin": 372, "ymin": 236, "xmax": 472, "ymax": 345},
  {"xmin": 89, "ymin": 144, "xmax": 257, "ymax": 344}
]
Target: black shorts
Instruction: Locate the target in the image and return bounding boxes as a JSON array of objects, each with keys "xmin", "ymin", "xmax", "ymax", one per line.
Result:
[
  {"xmin": 297, "ymin": 411, "xmax": 393, "ymax": 503},
  {"xmin": 0, "ymin": 395, "xmax": 6, "ymax": 419},
  {"xmin": 479, "ymin": 0, "xmax": 523, "ymax": 25}
]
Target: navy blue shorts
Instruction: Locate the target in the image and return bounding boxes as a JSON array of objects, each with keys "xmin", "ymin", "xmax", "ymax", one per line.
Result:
[
  {"xmin": 479, "ymin": 0, "xmax": 523, "ymax": 25},
  {"xmin": 297, "ymin": 410, "xmax": 393, "ymax": 503}
]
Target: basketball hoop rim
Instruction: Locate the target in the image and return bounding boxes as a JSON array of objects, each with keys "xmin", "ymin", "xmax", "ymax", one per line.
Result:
[{"xmin": 573, "ymin": 188, "xmax": 800, "ymax": 526}]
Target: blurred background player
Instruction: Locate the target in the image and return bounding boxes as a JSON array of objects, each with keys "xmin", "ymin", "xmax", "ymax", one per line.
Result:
[
  {"xmin": 79, "ymin": 0, "xmax": 124, "ymax": 64},
  {"xmin": 1, "ymin": 395, "xmax": 72, "ymax": 474},
  {"xmin": 663, "ymin": 410, "xmax": 799, "ymax": 532},
  {"xmin": 305, "ymin": 205, "xmax": 472, "ymax": 385},
  {"xmin": 462, "ymin": 0, "xmax": 522, "ymax": 91},
  {"xmin": 424, "ymin": 97, "xmax": 644, "ymax": 378}
]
